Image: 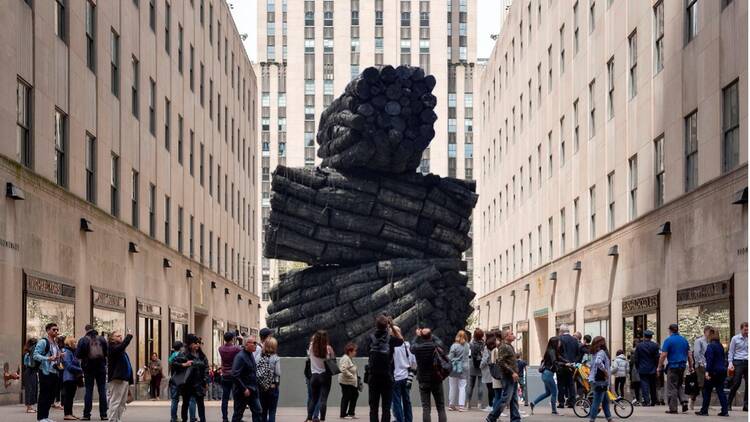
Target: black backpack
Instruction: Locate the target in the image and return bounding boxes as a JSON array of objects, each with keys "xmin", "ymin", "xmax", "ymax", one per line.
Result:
[
  {"xmin": 470, "ymin": 341, "xmax": 483, "ymax": 369},
  {"xmin": 367, "ymin": 333, "xmax": 392, "ymax": 377}
]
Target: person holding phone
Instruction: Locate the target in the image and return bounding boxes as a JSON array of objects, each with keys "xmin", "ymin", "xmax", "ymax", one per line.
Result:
[
  {"xmin": 173, "ymin": 334, "xmax": 209, "ymax": 422},
  {"xmin": 106, "ymin": 328, "xmax": 134, "ymax": 422}
]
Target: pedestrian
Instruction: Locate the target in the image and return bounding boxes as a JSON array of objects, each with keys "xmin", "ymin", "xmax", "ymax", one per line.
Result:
[
  {"xmin": 75, "ymin": 324, "xmax": 109, "ymax": 421},
  {"xmin": 728, "ymin": 322, "xmax": 748, "ymax": 412},
  {"xmin": 530, "ymin": 336, "xmax": 564, "ymax": 415},
  {"xmin": 173, "ymin": 334, "xmax": 209, "ymax": 422},
  {"xmin": 695, "ymin": 327, "xmax": 729, "ymax": 416},
  {"xmin": 658, "ymin": 323, "xmax": 692, "ymax": 413},
  {"xmin": 231, "ymin": 335, "xmax": 263, "ymax": 422},
  {"xmin": 628, "ymin": 341, "xmax": 642, "ymax": 405},
  {"xmin": 363, "ymin": 315, "xmax": 404, "ymax": 422},
  {"xmin": 587, "ymin": 336, "xmax": 613, "ymax": 422},
  {"xmin": 411, "ymin": 326, "xmax": 448, "ymax": 422},
  {"xmin": 257, "ymin": 337, "xmax": 281, "ymax": 422},
  {"xmin": 392, "ymin": 326, "xmax": 416, "ymax": 422},
  {"xmin": 61, "ymin": 336, "xmax": 83, "ymax": 420},
  {"xmin": 33, "ymin": 322, "xmax": 64, "ymax": 422},
  {"xmin": 479, "ymin": 334, "xmax": 496, "ymax": 412},
  {"xmin": 447, "ymin": 330, "xmax": 470, "ymax": 411},
  {"xmin": 338, "ymin": 342, "xmax": 360, "ymax": 420},
  {"xmin": 168, "ymin": 341, "xmax": 196, "ymax": 422},
  {"xmin": 690, "ymin": 326, "xmax": 711, "ymax": 410},
  {"xmin": 254, "ymin": 328, "xmax": 274, "ymax": 362},
  {"xmin": 219, "ymin": 331, "xmax": 242, "ymax": 422},
  {"xmin": 486, "ymin": 328, "xmax": 521, "ymax": 422},
  {"xmin": 23, "ymin": 337, "xmax": 39, "ymax": 414},
  {"xmin": 147, "ymin": 352, "xmax": 163, "ymax": 400},
  {"xmin": 516, "ymin": 353, "xmax": 528, "ymax": 406},
  {"xmin": 467, "ymin": 328, "xmax": 486, "ymax": 409},
  {"xmin": 212, "ymin": 364, "xmax": 223, "ymax": 401},
  {"xmin": 634, "ymin": 330, "xmax": 660, "ymax": 406},
  {"xmin": 611, "ymin": 349, "xmax": 629, "ymax": 398},
  {"xmin": 556, "ymin": 324, "xmax": 579, "ymax": 408},
  {"xmin": 307, "ymin": 330, "xmax": 335, "ymax": 422},
  {"xmin": 106, "ymin": 329, "xmax": 134, "ymax": 422},
  {"xmin": 54, "ymin": 335, "xmax": 66, "ymax": 411}
]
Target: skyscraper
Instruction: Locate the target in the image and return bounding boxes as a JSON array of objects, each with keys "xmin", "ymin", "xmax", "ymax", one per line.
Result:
[{"xmin": 256, "ymin": 0, "xmax": 478, "ymax": 320}]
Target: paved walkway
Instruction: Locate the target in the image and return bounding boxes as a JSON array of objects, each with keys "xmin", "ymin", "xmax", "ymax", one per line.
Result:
[{"xmin": 2, "ymin": 401, "xmax": 746, "ymax": 422}]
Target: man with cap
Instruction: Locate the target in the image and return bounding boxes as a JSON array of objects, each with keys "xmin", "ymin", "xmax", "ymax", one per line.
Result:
[
  {"xmin": 254, "ymin": 328, "xmax": 274, "ymax": 362},
  {"xmin": 635, "ymin": 330, "xmax": 661, "ymax": 406},
  {"xmin": 658, "ymin": 323, "xmax": 693, "ymax": 413}
]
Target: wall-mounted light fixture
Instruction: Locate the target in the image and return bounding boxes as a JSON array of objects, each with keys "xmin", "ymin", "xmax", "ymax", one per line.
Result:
[
  {"xmin": 224, "ymin": 288, "xmax": 230, "ymax": 295},
  {"xmin": 549, "ymin": 272, "xmax": 558, "ymax": 281},
  {"xmin": 237, "ymin": 294, "xmax": 243, "ymax": 301},
  {"xmin": 608, "ymin": 245, "xmax": 619, "ymax": 256},
  {"xmin": 732, "ymin": 187, "xmax": 748, "ymax": 205},
  {"xmin": 163, "ymin": 258, "xmax": 173, "ymax": 268},
  {"xmin": 210, "ymin": 281, "xmax": 217, "ymax": 289},
  {"xmin": 80, "ymin": 218, "xmax": 94, "ymax": 232},
  {"xmin": 657, "ymin": 221, "xmax": 671, "ymax": 236},
  {"xmin": 573, "ymin": 261, "xmax": 582, "ymax": 271},
  {"xmin": 186, "ymin": 269, "xmax": 193, "ymax": 278},
  {"xmin": 128, "ymin": 242, "xmax": 140, "ymax": 253},
  {"xmin": 6, "ymin": 183, "xmax": 25, "ymax": 200}
]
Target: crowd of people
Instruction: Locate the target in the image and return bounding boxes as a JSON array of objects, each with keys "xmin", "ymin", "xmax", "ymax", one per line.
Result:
[{"xmin": 19, "ymin": 318, "xmax": 748, "ymax": 422}]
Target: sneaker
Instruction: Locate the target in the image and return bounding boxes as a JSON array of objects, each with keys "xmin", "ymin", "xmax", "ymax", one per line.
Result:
[
  {"xmin": 717, "ymin": 413, "xmax": 729, "ymax": 417},
  {"xmin": 695, "ymin": 411, "xmax": 708, "ymax": 416},
  {"xmin": 682, "ymin": 402, "xmax": 689, "ymax": 413},
  {"xmin": 482, "ymin": 406, "xmax": 493, "ymax": 412},
  {"xmin": 530, "ymin": 402, "xmax": 535, "ymax": 415},
  {"xmin": 665, "ymin": 410, "xmax": 678, "ymax": 414},
  {"xmin": 501, "ymin": 412, "xmax": 507, "ymax": 417},
  {"xmin": 457, "ymin": 407, "xmax": 468, "ymax": 412},
  {"xmin": 690, "ymin": 399, "xmax": 695, "ymax": 410}
]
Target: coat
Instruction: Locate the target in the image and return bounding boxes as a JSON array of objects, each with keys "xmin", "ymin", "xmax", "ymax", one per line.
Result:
[
  {"xmin": 338, "ymin": 353, "xmax": 358, "ymax": 386},
  {"xmin": 232, "ymin": 348, "xmax": 259, "ymax": 394},
  {"xmin": 612, "ymin": 354, "xmax": 629, "ymax": 377},
  {"xmin": 107, "ymin": 334, "xmax": 134, "ymax": 384},
  {"xmin": 448, "ymin": 342, "xmax": 470, "ymax": 378},
  {"xmin": 560, "ymin": 334, "xmax": 581, "ymax": 363},
  {"xmin": 411, "ymin": 335, "xmax": 447, "ymax": 384},
  {"xmin": 171, "ymin": 351, "xmax": 209, "ymax": 395},
  {"xmin": 634, "ymin": 340, "xmax": 660, "ymax": 374},
  {"xmin": 480, "ymin": 348, "xmax": 492, "ymax": 384},
  {"xmin": 62, "ymin": 347, "xmax": 83, "ymax": 383}
]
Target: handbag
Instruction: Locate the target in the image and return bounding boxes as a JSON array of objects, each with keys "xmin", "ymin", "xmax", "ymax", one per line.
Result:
[
  {"xmin": 324, "ymin": 358, "xmax": 340, "ymax": 376},
  {"xmin": 171, "ymin": 367, "xmax": 191, "ymax": 388},
  {"xmin": 489, "ymin": 363, "xmax": 505, "ymax": 380}
]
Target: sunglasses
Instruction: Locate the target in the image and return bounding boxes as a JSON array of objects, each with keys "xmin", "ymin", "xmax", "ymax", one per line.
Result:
[{"xmin": 51, "ymin": 328, "xmax": 59, "ymax": 332}]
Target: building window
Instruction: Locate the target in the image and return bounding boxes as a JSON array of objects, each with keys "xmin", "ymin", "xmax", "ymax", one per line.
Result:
[
  {"xmin": 55, "ymin": 0, "xmax": 66, "ymax": 40},
  {"xmin": 85, "ymin": 134, "xmax": 96, "ymax": 203},
  {"xmin": 189, "ymin": 130, "xmax": 194, "ymax": 175},
  {"xmin": 573, "ymin": 1, "xmax": 579, "ymax": 54},
  {"xmin": 685, "ymin": 110, "xmax": 698, "ymax": 192},
  {"xmin": 559, "ymin": 25, "xmax": 565, "ymax": 74},
  {"xmin": 573, "ymin": 197, "xmax": 580, "ymax": 248},
  {"xmin": 131, "ymin": 170, "xmax": 139, "ymax": 228},
  {"xmin": 560, "ymin": 116, "xmax": 566, "ymax": 167},
  {"xmin": 548, "ymin": 217, "xmax": 553, "ymax": 260},
  {"xmin": 165, "ymin": 1, "xmax": 171, "ymax": 53},
  {"xmin": 573, "ymin": 99, "xmax": 579, "ymax": 152},
  {"xmin": 111, "ymin": 30, "xmax": 120, "ymax": 98},
  {"xmin": 199, "ymin": 144, "xmax": 204, "ymax": 185},
  {"xmin": 560, "ymin": 208, "xmax": 566, "ymax": 255},
  {"xmin": 16, "ymin": 80, "xmax": 32, "ymax": 168},
  {"xmin": 199, "ymin": 223, "xmax": 204, "ymax": 263},
  {"xmin": 607, "ymin": 57, "xmax": 614, "ymax": 119},
  {"xmin": 164, "ymin": 195, "xmax": 171, "ymax": 245},
  {"xmin": 686, "ymin": 0, "xmax": 698, "ymax": 43},
  {"xmin": 148, "ymin": 184, "xmax": 156, "ymax": 237},
  {"xmin": 588, "ymin": 79, "xmax": 596, "ymax": 138},
  {"xmin": 589, "ymin": 0, "xmax": 595, "ymax": 33},
  {"xmin": 628, "ymin": 155, "xmax": 637, "ymax": 220},
  {"xmin": 177, "ymin": 114, "xmax": 183, "ymax": 164},
  {"xmin": 149, "ymin": 0, "xmax": 156, "ymax": 31},
  {"xmin": 85, "ymin": 1, "xmax": 96, "ymax": 71},
  {"xmin": 189, "ymin": 215, "xmax": 194, "ymax": 258},
  {"xmin": 654, "ymin": 135, "xmax": 665, "ymax": 207},
  {"xmin": 189, "ymin": 45, "xmax": 194, "ymax": 91},
  {"xmin": 589, "ymin": 185, "xmax": 596, "ymax": 240},
  {"xmin": 164, "ymin": 98, "xmax": 171, "ymax": 150},
  {"xmin": 722, "ymin": 80, "xmax": 740, "ymax": 173},
  {"xmin": 131, "ymin": 57, "xmax": 139, "ymax": 117},
  {"xmin": 654, "ymin": 1, "xmax": 664, "ymax": 74},
  {"xmin": 547, "ymin": 131, "xmax": 552, "ymax": 178},
  {"xmin": 628, "ymin": 31, "xmax": 637, "ymax": 99},
  {"xmin": 54, "ymin": 109, "xmax": 67, "ymax": 187},
  {"xmin": 110, "ymin": 153, "xmax": 120, "ymax": 217},
  {"xmin": 149, "ymin": 79, "xmax": 156, "ymax": 135},
  {"xmin": 177, "ymin": 206, "xmax": 183, "ymax": 253},
  {"xmin": 607, "ymin": 172, "xmax": 615, "ymax": 231}
]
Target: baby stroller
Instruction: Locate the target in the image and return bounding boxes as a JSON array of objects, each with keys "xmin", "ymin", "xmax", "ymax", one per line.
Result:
[{"xmin": 571, "ymin": 363, "xmax": 634, "ymax": 419}]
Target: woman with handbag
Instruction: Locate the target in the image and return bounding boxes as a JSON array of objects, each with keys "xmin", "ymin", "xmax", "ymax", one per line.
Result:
[
  {"xmin": 338, "ymin": 342, "xmax": 359, "ymax": 419},
  {"xmin": 695, "ymin": 328, "xmax": 729, "ymax": 416},
  {"xmin": 479, "ymin": 334, "xmax": 497, "ymax": 412},
  {"xmin": 530, "ymin": 336, "xmax": 565, "ymax": 415},
  {"xmin": 587, "ymin": 336, "xmax": 612, "ymax": 422},
  {"xmin": 258, "ymin": 337, "xmax": 282, "ymax": 422},
  {"xmin": 448, "ymin": 330, "xmax": 471, "ymax": 411},
  {"xmin": 172, "ymin": 334, "xmax": 209, "ymax": 422},
  {"xmin": 61, "ymin": 336, "xmax": 83, "ymax": 420},
  {"xmin": 307, "ymin": 330, "xmax": 335, "ymax": 422},
  {"xmin": 148, "ymin": 353, "xmax": 163, "ymax": 400}
]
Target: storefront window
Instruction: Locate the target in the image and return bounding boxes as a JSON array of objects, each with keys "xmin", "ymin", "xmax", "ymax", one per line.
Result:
[
  {"xmin": 584, "ymin": 320, "xmax": 609, "ymax": 340},
  {"xmin": 623, "ymin": 313, "xmax": 658, "ymax": 349},
  {"xmin": 26, "ymin": 297, "xmax": 75, "ymax": 339},
  {"xmin": 169, "ymin": 308, "xmax": 189, "ymax": 346},
  {"xmin": 137, "ymin": 302, "xmax": 162, "ymax": 399},
  {"xmin": 212, "ymin": 320, "xmax": 225, "ymax": 365},
  {"xmin": 93, "ymin": 308, "xmax": 126, "ymax": 337},
  {"xmin": 678, "ymin": 300, "xmax": 732, "ymax": 349}
]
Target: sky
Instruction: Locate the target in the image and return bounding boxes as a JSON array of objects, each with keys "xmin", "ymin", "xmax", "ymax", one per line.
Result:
[{"xmin": 229, "ymin": 0, "xmax": 504, "ymax": 62}]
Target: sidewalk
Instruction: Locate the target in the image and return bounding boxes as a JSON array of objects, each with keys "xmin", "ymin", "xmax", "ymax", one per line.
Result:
[{"xmin": 2, "ymin": 401, "xmax": 745, "ymax": 422}]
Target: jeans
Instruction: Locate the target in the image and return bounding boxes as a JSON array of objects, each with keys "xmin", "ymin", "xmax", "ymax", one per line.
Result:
[
  {"xmin": 556, "ymin": 366, "xmax": 576, "ymax": 406},
  {"xmin": 665, "ymin": 367, "xmax": 686, "ymax": 411},
  {"xmin": 729, "ymin": 360, "xmax": 748, "ymax": 409},
  {"xmin": 260, "ymin": 387, "xmax": 279, "ymax": 422},
  {"xmin": 368, "ymin": 377, "xmax": 393, "ymax": 422},
  {"xmin": 531, "ymin": 369, "xmax": 558, "ymax": 413},
  {"xmin": 62, "ymin": 380, "xmax": 77, "ymax": 416},
  {"xmin": 181, "ymin": 387, "xmax": 206, "ymax": 422},
  {"xmin": 639, "ymin": 373, "xmax": 656, "ymax": 406},
  {"xmin": 448, "ymin": 376, "xmax": 467, "ymax": 407},
  {"xmin": 486, "ymin": 383, "xmax": 494, "ymax": 408},
  {"xmin": 83, "ymin": 367, "xmax": 108, "ymax": 418},
  {"xmin": 614, "ymin": 377, "xmax": 626, "ymax": 398},
  {"xmin": 467, "ymin": 374, "xmax": 484, "ymax": 407},
  {"xmin": 700, "ymin": 371, "xmax": 728, "ymax": 414},
  {"xmin": 340, "ymin": 384, "xmax": 359, "ymax": 417},
  {"xmin": 486, "ymin": 379, "xmax": 520, "ymax": 422},
  {"xmin": 170, "ymin": 383, "xmax": 196, "ymax": 421},
  {"xmin": 308, "ymin": 373, "xmax": 332, "ymax": 421},
  {"xmin": 221, "ymin": 378, "xmax": 234, "ymax": 421},
  {"xmin": 231, "ymin": 389, "xmax": 262, "ymax": 422},
  {"xmin": 37, "ymin": 372, "xmax": 59, "ymax": 421},
  {"xmin": 307, "ymin": 378, "xmax": 322, "ymax": 419},
  {"xmin": 418, "ymin": 381, "xmax": 446, "ymax": 422},
  {"xmin": 588, "ymin": 381, "xmax": 612, "ymax": 421},
  {"xmin": 392, "ymin": 379, "xmax": 412, "ymax": 422}
]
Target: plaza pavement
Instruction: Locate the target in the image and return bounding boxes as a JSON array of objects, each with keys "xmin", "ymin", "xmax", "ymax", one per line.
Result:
[{"xmin": 1, "ymin": 401, "xmax": 745, "ymax": 422}]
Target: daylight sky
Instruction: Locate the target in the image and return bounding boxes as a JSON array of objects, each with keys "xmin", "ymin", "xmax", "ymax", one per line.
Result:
[{"xmin": 229, "ymin": 0, "xmax": 505, "ymax": 62}]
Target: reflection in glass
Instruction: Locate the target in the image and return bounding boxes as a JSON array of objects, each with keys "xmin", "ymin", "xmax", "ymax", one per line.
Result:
[
  {"xmin": 677, "ymin": 300, "xmax": 731, "ymax": 349},
  {"xmin": 25, "ymin": 297, "xmax": 75, "ymax": 340},
  {"xmin": 93, "ymin": 308, "xmax": 126, "ymax": 337}
]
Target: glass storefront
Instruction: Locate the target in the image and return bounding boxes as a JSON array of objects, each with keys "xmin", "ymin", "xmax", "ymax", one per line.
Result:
[
  {"xmin": 212, "ymin": 320, "xmax": 225, "ymax": 365},
  {"xmin": 137, "ymin": 301, "xmax": 162, "ymax": 399},
  {"xmin": 91, "ymin": 289, "xmax": 126, "ymax": 337},
  {"xmin": 169, "ymin": 307, "xmax": 189, "ymax": 346},
  {"xmin": 622, "ymin": 291, "xmax": 660, "ymax": 349},
  {"xmin": 516, "ymin": 320, "xmax": 529, "ymax": 363},
  {"xmin": 676, "ymin": 279, "xmax": 733, "ymax": 350},
  {"xmin": 24, "ymin": 272, "xmax": 76, "ymax": 340},
  {"xmin": 584, "ymin": 304, "xmax": 610, "ymax": 347}
]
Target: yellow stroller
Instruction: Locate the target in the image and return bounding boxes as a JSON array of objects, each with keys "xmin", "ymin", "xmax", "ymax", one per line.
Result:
[{"xmin": 572, "ymin": 363, "xmax": 634, "ymax": 419}]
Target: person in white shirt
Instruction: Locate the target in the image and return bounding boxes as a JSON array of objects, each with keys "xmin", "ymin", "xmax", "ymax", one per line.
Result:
[
  {"xmin": 392, "ymin": 326, "xmax": 417, "ymax": 422},
  {"xmin": 728, "ymin": 322, "xmax": 748, "ymax": 412}
]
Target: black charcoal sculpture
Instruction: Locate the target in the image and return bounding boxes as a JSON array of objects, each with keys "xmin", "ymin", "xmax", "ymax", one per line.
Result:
[{"xmin": 264, "ymin": 66, "xmax": 477, "ymax": 356}]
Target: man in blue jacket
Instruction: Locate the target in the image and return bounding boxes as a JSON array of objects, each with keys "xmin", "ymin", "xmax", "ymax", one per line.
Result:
[
  {"xmin": 231, "ymin": 335, "xmax": 263, "ymax": 422},
  {"xmin": 635, "ymin": 330, "xmax": 661, "ymax": 406}
]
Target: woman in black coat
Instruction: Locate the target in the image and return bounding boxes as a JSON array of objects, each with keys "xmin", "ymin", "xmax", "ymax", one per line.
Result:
[{"xmin": 171, "ymin": 334, "xmax": 209, "ymax": 422}]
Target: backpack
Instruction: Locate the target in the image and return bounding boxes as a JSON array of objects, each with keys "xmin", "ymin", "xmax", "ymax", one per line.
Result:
[
  {"xmin": 470, "ymin": 341, "xmax": 483, "ymax": 370},
  {"xmin": 432, "ymin": 346, "xmax": 452, "ymax": 382},
  {"xmin": 28, "ymin": 338, "xmax": 51, "ymax": 369},
  {"xmin": 257, "ymin": 354, "xmax": 275, "ymax": 391},
  {"xmin": 367, "ymin": 333, "xmax": 392, "ymax": 377},
  {"xmin": 88, "ymin": 337, "xmax": 104, "ymax": 360}
]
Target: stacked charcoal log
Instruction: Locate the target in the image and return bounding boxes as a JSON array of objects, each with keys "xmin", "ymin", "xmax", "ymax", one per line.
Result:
[
  {"xmin": 316, "ymin": 65, "xmax": 437, "ymax": 174},
  {"xmin": 265, "ymin": 66, "xmax": 478, "ymax": 356}
]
